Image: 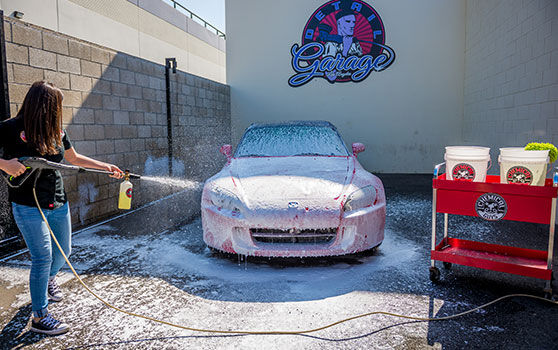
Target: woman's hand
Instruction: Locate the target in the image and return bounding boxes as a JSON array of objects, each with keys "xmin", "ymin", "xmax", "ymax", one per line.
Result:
[
  {"xmin": 1, "ymin": 159, "xmax": 27, "ymax": 178},
  {"xmin": 104, "ymin": 163, "xmax": 124, "ymax": 179}
]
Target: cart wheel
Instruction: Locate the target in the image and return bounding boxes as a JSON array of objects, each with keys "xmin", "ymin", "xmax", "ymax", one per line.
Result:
[
  {"xmin": 429, "ymin": 267, "xmax": 441, "ymax": 282},
  {"xmin": 443, "ymin": 262, "xmax": 452, "ymax": 270}
]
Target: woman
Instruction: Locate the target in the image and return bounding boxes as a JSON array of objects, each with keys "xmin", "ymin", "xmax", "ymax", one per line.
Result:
[{"xmin": 0, "ymin": 81, "xmax": 123, "ymax": 335}]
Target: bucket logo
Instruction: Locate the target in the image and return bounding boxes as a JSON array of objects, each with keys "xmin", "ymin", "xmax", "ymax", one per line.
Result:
[
  {"xmin": 506, "ymin": 166, "xmax": 532, "ymax": 185},
  {"xmin": 475, "ymin": 193, "xmax": 507, "ymax": 221},
  {"xmin": 126, "ymin": 188, "xmax": 133, "ymax": 198},
  {"xmin": 452, "ymin": 163, "xmax": 475, "ymax": 181},
  {"xmin": 289, "ymin": 0, "xmax": 395, "ymax": 87}
]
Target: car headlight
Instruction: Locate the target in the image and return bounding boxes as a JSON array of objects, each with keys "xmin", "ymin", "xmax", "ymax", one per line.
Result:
[
  {"xmin": 209, "ymin": 187, "xmax": 242, "ymax": 213},
  {"xmin": 343, "ymin": 185, "xmax": 377, "ymax": 212}
]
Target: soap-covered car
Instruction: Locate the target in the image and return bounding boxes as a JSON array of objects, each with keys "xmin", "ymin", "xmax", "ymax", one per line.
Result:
[{"xmin": 201, "ymin": 121, "xmax": 386, "ymax": 257}]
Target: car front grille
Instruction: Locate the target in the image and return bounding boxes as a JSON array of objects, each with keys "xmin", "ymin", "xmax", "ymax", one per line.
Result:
[{"xmin": 250, "ymin": 228, "xmax": 337, "ymax": 244}]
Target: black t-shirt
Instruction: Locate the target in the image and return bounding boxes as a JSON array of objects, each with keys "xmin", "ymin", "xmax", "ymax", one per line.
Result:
[{"xmin": 0, "ymin": 116, "xmax": 73, "ymax": 209}]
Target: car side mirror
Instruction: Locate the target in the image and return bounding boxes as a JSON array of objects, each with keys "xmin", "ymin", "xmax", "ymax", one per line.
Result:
[
  {"xmin": 220, "ymin": 144, "xmax": 232, "ymax": 160},
  {"xmin": 352, "ymin": 143, "xmax": 365, "ymax": 156}
]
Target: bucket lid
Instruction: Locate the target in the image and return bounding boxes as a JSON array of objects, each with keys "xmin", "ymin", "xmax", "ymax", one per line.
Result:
[
  {"xmin": 499, "ymin": 147, "xmax": 549, "ymax": 160},
  {"xmin": 445, "ymin": 146, "xmax": 490, "ymax": 157}
]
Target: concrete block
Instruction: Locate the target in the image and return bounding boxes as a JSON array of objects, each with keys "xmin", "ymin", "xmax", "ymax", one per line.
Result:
[
  {"xmin": 84, "ymin": 125, "xmax": 105, "ymax": 140},
  {"xmin": 111, "ymin": 82, "xmax": 128, "ymax": 97},
  {"xmin": 101, "ymin": 65, "xmax": 120, "ymax": 82},
  {"xmin": 29, "ymin": 48, "xmax": 56, "ymax": 70},
  {"xmin": 74, "ymin": 140, "xmax": 96, "ymax": 156},
  {"xmin": 96, "ymin": 140, "xmax": 115, "ymax": 155},
  {"xmin": 111, "ymin": 54, "xmax": 128, "ymax": 69},
  {"xmin": 103, "ymin": 95, "xmax": 120, "ymax": 110},
  {"xmin": 44, "ymin": 70, "xmax": 70, "ymax": 89},
  {"xmin": 43, "ymin": 33, "xmax": 68, "ymax": 55},
  {"xmin": 142, "ymin": 87, "xmax": 157, "ymax": 101},
  {"xmin": 114, "ymin": 111, "xmax": 130, "ymax": 125},
  {"xmin": 61, "ymin": 90, "xmax": 82, "ymax": 107},
  {"xmin": 130, "ymin": 112, "xmax": 144, "ymax": 124},
  {"xmin": 6, "ymin": 63, "xmax": 14, "ymax": 83},
  {"xmin": 115, "ymin": 139, "xmax": 131, "ymax": 152},
  {"xmin": 73, "ymin": 108, "xmax": 95, "ymax": 124},
  {"xmin": 144, "ymin": 112, "xmax": 157, "ymax": 124},
  {"xmin": 130, "ymin": 138, "xmax": 145, "ymax": 151},
  {"xmin": 69, "ymin": 40, "xmax": 91, "ymax": 60},
  {"xmin": 81, "ymin": 61, "xmax": 101, "ymax": 78},
  {"xmin": 4, "ymin": 20, "xmax": 12, "ymax": 42},
  {"xmin": 62, "ymin": 107, "xmax": 74, "ymax": 124},
  {"xmin": 5, "ymin": 42, "xmax": 28, "ymax": 65},
  {"xmin": 70, "ymin": 74, "xmax": 92, "ymax": 91},
  {"xmin": 151, "ymin": 126, "xmax": 165, "ymax": 137},
  {"xmin": 104, "ymin": 125, "xmax": 122, "ymax": 138},
  {"xmin": 57, "ymin": 55, "xmax": 81, "ymax": 74},
  {"xmin": 92, "ymin": 79, "xmax": 111, "ymax": 94},
  {"xmin": 120, "ymin": 97, "xmax": 136, "ymax": 111},
  {"xmin": 128, "ymin": 86, "xmax": 142, "ymax": 99},
  {"xmin": 120, "ymin": 70, "xmax": 135, "ymax": 85},
  {"xmin": 138, "ymin": 125, "xmax": 151, "ymax": 138},
  {"xmin": 134, "ymin": 73, "xmax": 149, "ymax": 86},
  {"xmin": 90, "ymin": 46, "xmax": 111, "ymax": 64},
  {"xmin": 122, "ymin": 125, "xmax": 138, "ymax": 138},
  {"xmin": 12, "ymin": 23, "xmax": 42, "ymax": 49},
  {"xmin": 66, "ymin": 124, "xmax": 84, "ymax": 141},
  {"xmin": 82, "ymin": 92, "xmax": 103, "ymax": 109},
  {"xmin": 126, "ymin": 56, "xmax": 142, "ymax": 72},
  {"xmin": 12, "ymin": 64, "xmax": 43, "ymax": 84},
  {"xmin": 95, "ymin": 110, "xmax": 113, "ymax": 124}
]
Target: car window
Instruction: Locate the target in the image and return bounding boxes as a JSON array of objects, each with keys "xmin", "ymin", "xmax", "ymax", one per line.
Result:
[{"xmin": 235, "ymin": 125, "xmax": 349, "ymax": 157}]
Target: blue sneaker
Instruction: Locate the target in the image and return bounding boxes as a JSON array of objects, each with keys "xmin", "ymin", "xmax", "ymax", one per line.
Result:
[{"xmin": 30, "ymin": 314, "xmax": 69, "ymax": 335}]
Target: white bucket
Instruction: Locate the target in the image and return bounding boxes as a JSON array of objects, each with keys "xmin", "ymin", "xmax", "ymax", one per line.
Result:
[
  {"xmin": 444, "ymin": 146, "xmax": 491, "ymax": 182},
  {"xmin": 499, "ymin": 148, "xmax": 549, "ymax": 186}
]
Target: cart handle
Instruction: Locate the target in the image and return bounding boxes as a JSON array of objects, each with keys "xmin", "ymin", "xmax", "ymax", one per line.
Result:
[
  {"xmin": 553, "ymin": 166, "xmax": 558, "ymax": 187},
  {"xmin": 433, "ymin": 162, "xmax": 446, "ymax": 179}
]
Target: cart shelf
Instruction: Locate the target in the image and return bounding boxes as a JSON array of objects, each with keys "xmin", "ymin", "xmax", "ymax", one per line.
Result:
[
  {"xmin": 432, "ymin": 237, "xmax": 551, "ymax": 280},
  {"xmin": 429, "ymin": 163, "xmax": 558, "ymax": 296}
]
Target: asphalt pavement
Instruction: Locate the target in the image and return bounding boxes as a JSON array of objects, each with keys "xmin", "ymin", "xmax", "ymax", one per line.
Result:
[{"xmin": 0, "ymin": 174, "xmax": 557, "ymax": 349}]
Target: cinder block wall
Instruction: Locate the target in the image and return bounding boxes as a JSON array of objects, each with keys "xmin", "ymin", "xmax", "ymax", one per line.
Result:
[
  {"xmin": 2, "ymin": 17, "xmax": 231, "ymax": 228},
  {"xmin": 463, "ymin": 0, "xmax": 557, "ymax": 154}
]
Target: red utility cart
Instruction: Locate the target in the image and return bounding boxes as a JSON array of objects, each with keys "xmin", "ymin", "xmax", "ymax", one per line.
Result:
[{"xmin": 430, "ymin": 163, "xmax": 558, "ymax": 297}]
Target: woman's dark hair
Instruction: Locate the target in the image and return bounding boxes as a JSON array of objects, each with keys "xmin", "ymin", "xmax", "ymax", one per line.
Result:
[{"xmin": 16, "ymin": 81, "xmax": 64, "ymax": 155}]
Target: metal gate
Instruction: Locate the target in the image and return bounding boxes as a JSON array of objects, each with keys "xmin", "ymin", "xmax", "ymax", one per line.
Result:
[{"xmin": 0, "ymin": 11, "xmax": 24, "ymax": 258}]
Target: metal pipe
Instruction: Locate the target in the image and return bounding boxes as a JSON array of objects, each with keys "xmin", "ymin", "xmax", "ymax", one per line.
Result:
[
  {"xmin": 165, "ymin": 58, "xmax": 177, "ymax": 177},
  {"xmin": 444, "ymin": 213, "xmax": 448, "ymax": 238},
  {"xmin": 0, "ymin": 10, "xmax": 10, "ymax": 121}
]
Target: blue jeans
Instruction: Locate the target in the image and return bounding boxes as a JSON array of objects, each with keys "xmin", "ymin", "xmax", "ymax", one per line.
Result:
[{"xmin": 12, "ymin": 202, "xmax": 72, "ymax": 318}]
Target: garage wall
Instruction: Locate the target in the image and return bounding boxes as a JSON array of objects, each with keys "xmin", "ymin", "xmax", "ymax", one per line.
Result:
[
  {"xmin": 463, "ymin": 0, "xmax": 558, "ymax": 156},
  {"xmin": 226, "ymin": 0, "xmax": 466, "ymax": 173},
  {"xmin": 0, "ymin": 0, "xmax": 226, "ymax": 83}
]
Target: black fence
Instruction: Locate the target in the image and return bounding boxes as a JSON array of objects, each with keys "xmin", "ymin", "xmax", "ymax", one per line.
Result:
[
  {"xmin": 169, "ymin": 0, "xmax": 225, "ymax": 38},
  {"xmin": 0, "ymin": 11, "xmax": 24, "ymax": 258}
]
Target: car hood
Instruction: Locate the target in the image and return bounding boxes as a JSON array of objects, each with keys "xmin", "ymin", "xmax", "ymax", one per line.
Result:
[{"xmin": 227, "ymin": 157, "xmax": 354, "ymax": 208}]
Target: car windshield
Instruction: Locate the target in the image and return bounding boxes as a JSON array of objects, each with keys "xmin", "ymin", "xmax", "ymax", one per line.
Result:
[{"xmin": 235, "ymin": 125, "xmax": 349, "ymax": 157}]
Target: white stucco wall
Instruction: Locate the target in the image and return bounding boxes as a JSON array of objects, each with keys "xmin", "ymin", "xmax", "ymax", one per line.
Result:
[
  {"xmin": 226, "ymin": 0, "xmax": 466, "ymax": 173},
  {"xmin": 0, "ymin": 0, "xmax": 226, "ymax": 83}
]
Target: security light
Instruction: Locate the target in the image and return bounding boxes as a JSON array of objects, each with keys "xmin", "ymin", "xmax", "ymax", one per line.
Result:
[{"xmin": 13, "ymin": 11, "xmax": 24, "ymax": 19}]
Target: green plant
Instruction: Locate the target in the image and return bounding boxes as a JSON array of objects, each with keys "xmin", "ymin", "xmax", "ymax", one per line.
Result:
[{"xmin": 525, "ymin": 142, "xmax": 557, "ymax": 163}]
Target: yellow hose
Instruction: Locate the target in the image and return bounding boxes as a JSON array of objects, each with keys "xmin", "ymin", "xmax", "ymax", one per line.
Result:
[{"xmin": 32, "ymin": 188, "xmax": 557, "ymax": 335}]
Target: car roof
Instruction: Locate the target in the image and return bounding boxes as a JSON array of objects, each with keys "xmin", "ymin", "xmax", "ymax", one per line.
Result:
[{"xmin": 246, "ymin": 120, "xmax": 338, "ymax": 130}]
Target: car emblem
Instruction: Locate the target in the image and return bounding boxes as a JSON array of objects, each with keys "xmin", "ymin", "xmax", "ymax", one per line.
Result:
[{"xmin": 288, "ymin": 202, "xmax": 299, "ymax": 209}]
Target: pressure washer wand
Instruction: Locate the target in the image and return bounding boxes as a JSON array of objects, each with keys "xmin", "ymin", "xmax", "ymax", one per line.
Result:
[{"xmin": 2, "ymin": 157, "xmax": 140, "ymax": 188}]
